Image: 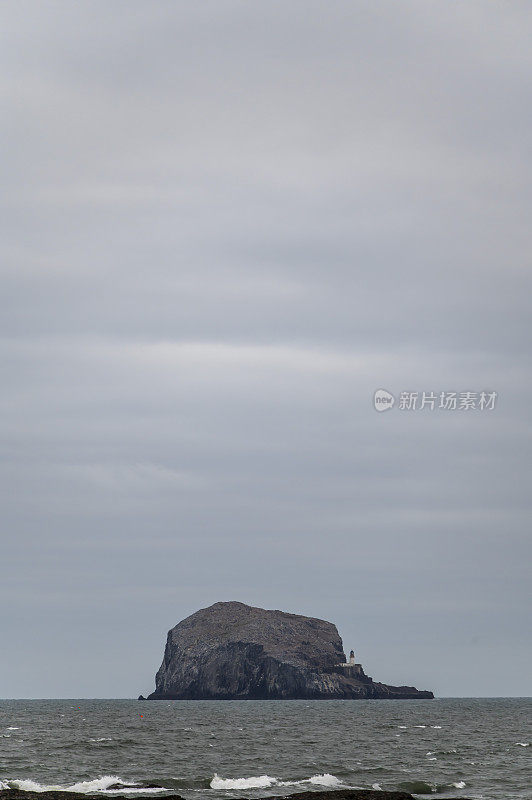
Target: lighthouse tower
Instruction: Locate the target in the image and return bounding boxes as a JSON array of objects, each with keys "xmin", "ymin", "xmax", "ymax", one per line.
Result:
[{"xmin": 349, "ymin": 649, "xmax": 355, "ymax": 665}]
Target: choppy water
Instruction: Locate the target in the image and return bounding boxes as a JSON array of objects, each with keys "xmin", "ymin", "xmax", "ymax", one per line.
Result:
[{"xmin": 0, "ymin": 699, "xmax": 530, "ymax": 800}]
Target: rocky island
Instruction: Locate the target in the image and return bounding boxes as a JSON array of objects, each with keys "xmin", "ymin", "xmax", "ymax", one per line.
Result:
[{"xmin": 146, "ymin": 601, "xmax": 433, "ymax": 700}]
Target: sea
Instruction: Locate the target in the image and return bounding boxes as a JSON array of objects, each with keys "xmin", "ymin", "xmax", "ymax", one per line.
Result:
[{"xmin": 0, "ymin": 699, "xmax": 530, "ymax": 800}]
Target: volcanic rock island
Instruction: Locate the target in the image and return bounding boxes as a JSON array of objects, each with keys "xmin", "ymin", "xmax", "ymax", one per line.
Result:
[{"xmin": 144, "ymin": 601, "xmax": 433, "ymax": 700}]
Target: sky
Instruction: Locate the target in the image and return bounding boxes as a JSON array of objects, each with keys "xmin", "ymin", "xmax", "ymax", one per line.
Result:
[{"xmin": 1, "ymin": 1, "xmax": 531, "ymax": 698}]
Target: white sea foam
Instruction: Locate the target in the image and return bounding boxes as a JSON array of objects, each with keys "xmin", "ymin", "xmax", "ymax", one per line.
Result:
[
  {"xmin": 452, "ymin": 781, "xmax": 466, "ymax": 789},
  {"xmin": 1, "ymin": 781, "xmax": 48, "ymax": 793},
  {"xmin": 371, "ymin": 784, "xmax": 382, "ymax": 791},
  {"xmin": 431, "ymin": 725, "xmax": 442, "ymax": 729},
  {"xmin": 515, "ymin": 742, "xmax": 529, "ymax": 747},
  {"xmin": 308, "ymin": 775, "xmax": 342, "ymax": 787},
  {"xmin": 68, "ymin": 777, "xmax": 132, "ymax": 792},
  {"xmin": 89, "ymin": 738, "xmax": 113, "ymax": 742},
  {"xmin": 414, "ymin": 725, "xmax": 426, "ymax": 728},
  {"xmin": 278, "ymin": 775, "xmax": 342, "ymax": 788},
  {"xmin": 210, "ymin": 773, "xmax": 342, "ymax": 791},
  {"xmin": 7, "ymin": 727, "xmax": 20, "ymax": 730},
  {"xmin": 210, "ymin": 775, "xmax": 277, "ymax": 790},
  {"xmin": 398, "ymin": 726, "xmax": 407, "ymax": 729},
  {"xmin": 0, "ymin": 777, "xmax": 167, "ymax": 794}
]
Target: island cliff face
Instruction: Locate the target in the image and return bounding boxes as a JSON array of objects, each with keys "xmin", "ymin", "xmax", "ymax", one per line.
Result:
[{"xmin": 147, "ymin": 601, "xmax": 433, "ymax": 700}]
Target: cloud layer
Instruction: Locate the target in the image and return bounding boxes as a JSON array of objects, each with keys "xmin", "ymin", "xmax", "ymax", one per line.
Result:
[{"xmin": 1, "ymin": 1, "xmax": 531, "ymax": 697}]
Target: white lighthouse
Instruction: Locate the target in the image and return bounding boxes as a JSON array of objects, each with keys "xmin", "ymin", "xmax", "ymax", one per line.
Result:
[{"xmin": 349, "ymin": 649, "xmax": 355, "ymax": 665}]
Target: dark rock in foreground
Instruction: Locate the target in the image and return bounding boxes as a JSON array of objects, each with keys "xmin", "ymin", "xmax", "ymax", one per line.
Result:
[
  {"xmin": 273, "ymin": 792, "xmax": 470, "ymax": 800},
  {"xmin": 0, "ymin": 789, "xmax": 471, "ymax": 800},
  {"xmin": 272, "ymin": 792, "xmax": 415, "ymax": 800},
  {"xmin": 147, "ymin": 601, "xmax": 433, "ymax": 700}
]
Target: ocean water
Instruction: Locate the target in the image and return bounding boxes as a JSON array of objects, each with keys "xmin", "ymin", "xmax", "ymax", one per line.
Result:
[{"xmin": 0, "ymin": 699, "xmax": 529, "ymax": 800}]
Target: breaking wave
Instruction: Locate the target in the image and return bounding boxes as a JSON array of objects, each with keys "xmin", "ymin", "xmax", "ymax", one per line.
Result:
[
  {"xmin": 210, "ymin": 773, "xmax": 342, "ymax": 790},
  {"xmin": 210, "ymin": 775, "xmax": 277, "ymax": 790},
  {"xmin": 0, "ymin": 777, "xmax": 168, "ymax": 794},
  {"xmin": 307, "ymin": 774, "xmax": 342, "ymax": 787}
]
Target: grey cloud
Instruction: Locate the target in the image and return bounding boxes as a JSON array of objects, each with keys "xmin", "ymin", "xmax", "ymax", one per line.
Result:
[{"xmin": 0, "ymin": 1, "xmax": 530, "ymax": 698}]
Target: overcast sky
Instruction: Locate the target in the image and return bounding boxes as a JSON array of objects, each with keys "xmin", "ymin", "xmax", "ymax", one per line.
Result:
[{"xmin": 1, "ymin": 1, "xmax": 530, "ymax": 698}]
